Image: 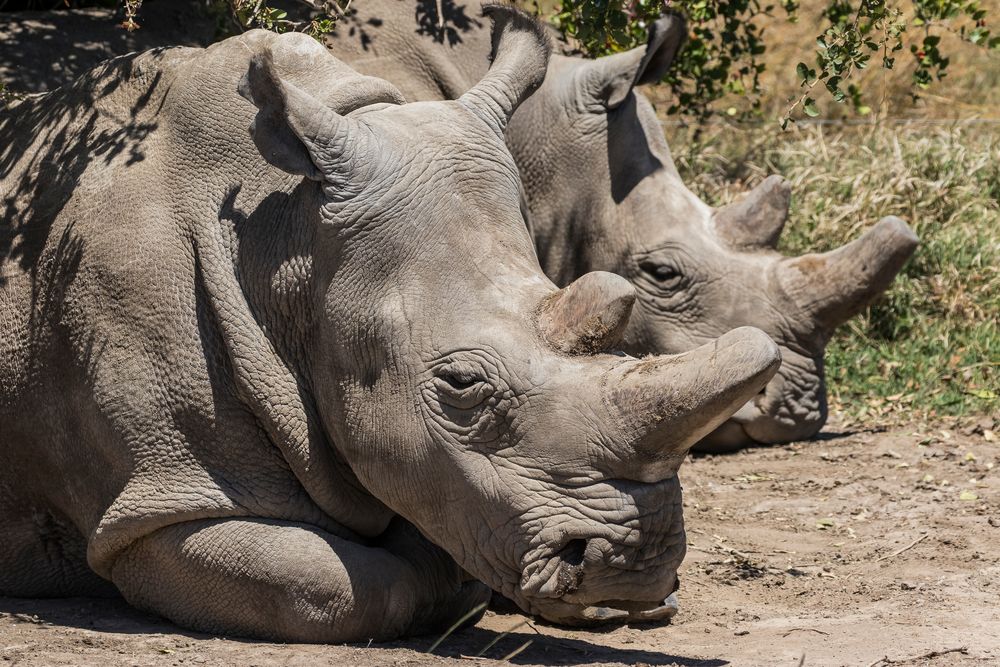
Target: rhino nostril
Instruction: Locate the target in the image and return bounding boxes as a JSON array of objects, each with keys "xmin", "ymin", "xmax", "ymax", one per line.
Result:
[
  {"xmin": 559, "ymin": 539, "xmax": 586, "ymax": 566},
  {"xmin": 554, "ymin": 539, "xmax": 587, "ymax": 597}
]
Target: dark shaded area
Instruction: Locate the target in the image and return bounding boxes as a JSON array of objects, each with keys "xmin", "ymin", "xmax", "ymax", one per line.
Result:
[
  {"xmin": 413, "ymin": 0, "xmax": 482, "ymax": 46},
  {"xmin": 607, "ymin": 94, "xmax": 663, "ymax": 205},
  {"xmin": 409, "ymin": 621, "xmax": 729, "ymax": 666},
  {"xmin": 1, "ymin": 49, "xmax": 169, "ymax": 292},
  {"xmin": 0, "ymin": 1, "xmax": 214, "ymax": 94}
]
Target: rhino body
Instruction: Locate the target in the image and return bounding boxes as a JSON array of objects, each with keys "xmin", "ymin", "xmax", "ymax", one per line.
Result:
[
  {"xmin": 325, "ymin": 0, "xmax": 919, "ymax": 451},
  {"xmin": 0, "ymin": 8, "xmax": 780, "ymax": 641}
]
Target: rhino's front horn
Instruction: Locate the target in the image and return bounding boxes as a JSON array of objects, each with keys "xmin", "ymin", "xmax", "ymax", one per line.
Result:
[
  {"xmin": 608, "ymin": 327, "xmax": 781, "ymax": 482},
  {"xmin": 713, "ymin": 175, "xmax": 791, "ymax": 249},
  {"xmin": 778, "ymin": 216, "xmax": 919, "ymax": 333},
  {"xmin": 539, "ymin": 272, "xmax": 635, "ymax": 354},
  {"xmin": 459, "ymin": 3, "xmax": 550, "ymax": 138}
]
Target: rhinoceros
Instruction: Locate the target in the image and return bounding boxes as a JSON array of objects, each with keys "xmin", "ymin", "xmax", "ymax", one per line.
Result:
[
  {"xmin": 0, "ymin": 7, "xmax": 781, "ymax": 642},
  {"xmin": 325, "ymin": 0, "xmax": 919, "ymax": 451}
]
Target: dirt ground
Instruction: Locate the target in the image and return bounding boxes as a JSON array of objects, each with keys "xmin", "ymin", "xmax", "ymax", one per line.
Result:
[{"xmin": 1, "ymin": 417, "xmax": 997, "ymax": 667}]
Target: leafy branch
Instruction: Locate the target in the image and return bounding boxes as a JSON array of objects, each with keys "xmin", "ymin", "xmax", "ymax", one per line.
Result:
[
  {"xmin": 552, "ymin": 0, "xmax": 1000, "ymax": 123},
  {"xmin": 117, "ymin": 0, "xmax": 347, "ymax": 39}
]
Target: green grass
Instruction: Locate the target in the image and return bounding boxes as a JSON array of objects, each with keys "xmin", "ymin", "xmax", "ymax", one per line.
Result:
[{"xmin": 666, "ymin": 122, "xmax": 1000, "ymax": 424}]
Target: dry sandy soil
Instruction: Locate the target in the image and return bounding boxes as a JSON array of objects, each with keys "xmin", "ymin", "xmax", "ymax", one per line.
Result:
[{"xmin": 1, "ymin": 417, "xmax": 997, "ymax": 667}]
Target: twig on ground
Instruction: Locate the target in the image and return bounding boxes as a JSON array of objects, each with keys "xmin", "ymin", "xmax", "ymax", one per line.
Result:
[
  {"xmin": 867, "ymin": 646, "xmax": 968, "ymax": 666},
  {"xmin": 781, "ymin": 628, "xmax": 831, "ymax": 637},
  {"xmin": 875, "ymin": 533, "xmax": 928, "ymax": 562},
  {"xmin": 475, "ymin": 620, "xmax": 528, "ymax": 657},
  {"xmin": 426, "ymin": 602, "xmax": 488, "ymax": 654},
  {"xmin": 500, "ymin": 640, "xmax": 532, "ymax": 661}
]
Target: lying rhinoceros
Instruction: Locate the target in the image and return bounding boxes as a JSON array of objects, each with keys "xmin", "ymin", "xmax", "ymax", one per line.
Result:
[
  {"xmin": 325, "ymin": 0, "xmax": 919, "ymax": 452},
  {"xmin": 0, "ymin": 7, "xmax": 781, "ymax": 642}
]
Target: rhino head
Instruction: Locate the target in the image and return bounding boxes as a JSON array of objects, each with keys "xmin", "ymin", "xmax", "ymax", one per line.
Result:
[
  {"xmin": 240, "ymin": 6, "xmax": 779, "ymax": 624},
  {"xmin": 515, "ymin": 15, "xmax": 918, "ymax": 451}
]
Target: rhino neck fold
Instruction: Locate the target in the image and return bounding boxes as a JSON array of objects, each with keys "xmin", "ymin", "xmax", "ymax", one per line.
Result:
[{"xmin": 191, "ymin": 192, "xmax": 394, "ymax": 538}]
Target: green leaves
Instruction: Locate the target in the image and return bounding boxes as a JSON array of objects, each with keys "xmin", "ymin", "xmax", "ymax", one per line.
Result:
[
  {"xmin": 555, "ymin": 0, "xmax": 770, "ymax": 120},
  {"xmin": 223, "ymin": 0, "xmax": 340, "ymax": 40},
  {"xmin": 552, "ymin": 0, "xmax": 996, "ymax": 124}
]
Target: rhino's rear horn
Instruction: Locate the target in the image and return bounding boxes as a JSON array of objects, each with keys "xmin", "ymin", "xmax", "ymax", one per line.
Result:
[
  {"xmin": 778, "ymin": 216, "xmax": 919, "ymax": 333},
  {"xmin": 458, "ymin": 3, "xmax": 551, "ymax": 138},
  {"xmin": 539, "ymin": 272, "xmax": 636, "ymax": 355},
  {"xmin": 713, "ymin": 175, "xmax": 791, "ymax": 249}
]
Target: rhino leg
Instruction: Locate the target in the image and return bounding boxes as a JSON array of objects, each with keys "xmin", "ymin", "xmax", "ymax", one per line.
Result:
[{"xmin": 109, "ymin": 517, "xmax": 490, "ymax": 642}]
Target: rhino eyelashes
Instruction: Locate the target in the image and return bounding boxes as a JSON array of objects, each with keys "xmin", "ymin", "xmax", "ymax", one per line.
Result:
[
  {"xmin": 433, "ymin": 375, "xmax": 494, "ymax": 411},
  {"xmin": 439, "ymin": 371, "xmax": 483, "ymax": 391},
  {"xmin": 638, "ymin": 260, "xmax": 684, "ymax": 289}
]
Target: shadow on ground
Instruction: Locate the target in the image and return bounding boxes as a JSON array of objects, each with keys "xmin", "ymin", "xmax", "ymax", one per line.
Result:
[{"xmin": 0, "ymin": 596, "xmax": 728, "ymax": 666}]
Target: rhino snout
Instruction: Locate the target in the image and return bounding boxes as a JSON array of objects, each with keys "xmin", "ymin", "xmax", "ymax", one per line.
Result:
[{"xmin": 513, "ymin": 477, "xmax": 686, "ymax": 626}]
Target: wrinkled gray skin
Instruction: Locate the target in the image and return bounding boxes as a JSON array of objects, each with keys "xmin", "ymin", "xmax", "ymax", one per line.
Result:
[
  {"xmin": 0, "ymin": 8, "xmax": 781, "ymax": 642},
  {"xmin": 326, "ymin": 0, "xmax": 919, "ymax": 451}
]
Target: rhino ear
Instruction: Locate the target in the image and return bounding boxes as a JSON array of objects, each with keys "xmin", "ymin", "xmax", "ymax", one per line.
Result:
[
  {"xmin": 577, "ymin": 13, "xmax": 686, "ymax": 110},
  {"xmin": 238, "ymin": 51, "xmax": 364, "ymax": 184},
  {"xmin": 459, "ymin": 3, "xmax": 551, "ymax": 138}
]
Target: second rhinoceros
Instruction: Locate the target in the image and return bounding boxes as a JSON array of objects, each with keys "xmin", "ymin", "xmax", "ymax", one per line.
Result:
[
  {"xmin": 0, "ymin": 7, "xmax": 780, "ymax": 641},
  {"xmin": 326, "ymin": 0, "xmax": 919, "ymax": 451}
]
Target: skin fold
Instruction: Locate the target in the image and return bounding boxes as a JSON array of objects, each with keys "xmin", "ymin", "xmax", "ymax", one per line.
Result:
[{"xmin": 0, "ymin": 8, "xmax": 781, "ymax": 642}]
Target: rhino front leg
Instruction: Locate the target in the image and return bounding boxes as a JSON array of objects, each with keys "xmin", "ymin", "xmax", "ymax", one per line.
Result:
[{"xmin": 109, "ymin": 517, "xmax": 490, "ymax": 642}]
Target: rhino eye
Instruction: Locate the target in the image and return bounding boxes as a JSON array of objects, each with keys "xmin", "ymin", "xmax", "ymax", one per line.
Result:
[
  {"xmin": 640, "ymin": 261, "xmax": 684, "ymax": 289},
  {"xmin": 441, "ymin": 371, "xmax": 481, "ymax": 391},
  {"xmin": 434, "ymin": 367, "xmax": 492, "ymax": 410}
]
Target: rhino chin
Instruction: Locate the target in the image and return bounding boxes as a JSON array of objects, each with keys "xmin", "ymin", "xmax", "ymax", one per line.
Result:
[
  {"xmin": 526, "ymin": 592, "xmax": 680, "ymax": 627},
  {"xmin": 692, "ymin": 404, "xmax": 760, "ymax": 453},
  {"xmin": 694, "ymin": 398, "xmax": 828, "ymax": 453}
]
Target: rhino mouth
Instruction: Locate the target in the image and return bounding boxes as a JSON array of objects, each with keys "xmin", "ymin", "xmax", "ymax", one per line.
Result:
[
  {"xmin": 525, "ymin": 591, "xmax": 680, "ymax": 627},
  {"xmin": 518, "ymin": 538, "xmax": 681, "ymax": 626}
]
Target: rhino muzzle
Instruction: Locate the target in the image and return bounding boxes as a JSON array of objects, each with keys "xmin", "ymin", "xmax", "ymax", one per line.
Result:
[
  {"xmin": 510, "ymin": 472, "xmax": 689, "ymax": 626},
  {"xmin": 518, "ymin": 527, "xmax": 685, "ymax": 625}
]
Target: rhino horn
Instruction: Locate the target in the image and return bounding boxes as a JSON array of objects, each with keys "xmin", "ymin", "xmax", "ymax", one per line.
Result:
[
  {"xmin": 713, "ymin": 175, "xmax": 791, "ymax": 249},
  {"xmin": 610, "ymin": 327, "xmax": 781, "ymax": 482},
  {"xmin": 539, "ymin": 272, "xmax": 636, "ymax": 354},
  {"xmin": 778, "ymin": 216, "xmax": 919, "ymax": 332},
  {"xmin": 239, "ymin": 50, "xmax": 368, "ymax": 185},
  {"xmin": 459, "ymin": 3, "xmax": 551, "ymax": 138}
]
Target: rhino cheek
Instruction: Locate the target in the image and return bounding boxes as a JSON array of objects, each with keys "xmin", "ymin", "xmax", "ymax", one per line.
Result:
[{"xmin": 739, "ymin": 350, "xmax": 828, "ymax": 444}]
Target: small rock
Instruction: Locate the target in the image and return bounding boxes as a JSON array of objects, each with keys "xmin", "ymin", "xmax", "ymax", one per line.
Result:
[{"xmin": 734, "ymin": 629, "xmax": 750, "ymax": 636}]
